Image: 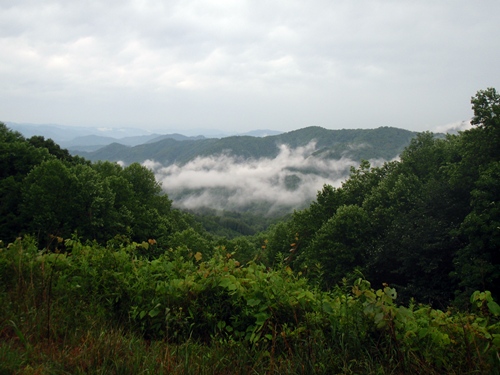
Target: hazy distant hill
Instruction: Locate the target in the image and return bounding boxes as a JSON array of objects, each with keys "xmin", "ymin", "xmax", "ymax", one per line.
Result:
[
  {"xmin": 66, "ymin": 134, "xmax": 161, "ymax": 147},
  {"xmin": 6, "ymin": 122, "xmax": 155, "ymax": 142},
  {"xmin": 75, "ymin": 126, "xmax": 417, "ymax": 165},
  {"xmin": 65, "ymin": 134, "xmax": 207, "ymax": 152},
  {"xmin": 145, "ymin": 134, "xmax": 206, "ymax": 144},
  {"xmin": 6, "ymin": 122, "xmax": 276, "ymax": 152}
]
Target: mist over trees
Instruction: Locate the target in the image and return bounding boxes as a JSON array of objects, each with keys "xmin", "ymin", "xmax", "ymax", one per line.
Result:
[
  {"xmin": 72, "ymin": 126, "xmax": 417, "ymax": 215},
  {"xmin": 146, "ymin": 143, "xmax": 388, "ymax": 215}
]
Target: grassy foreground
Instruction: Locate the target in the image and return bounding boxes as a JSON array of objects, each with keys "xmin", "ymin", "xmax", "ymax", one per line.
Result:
[{"xmin": 1, "ymin": 237, "xmax": 499, "ymax": 374}]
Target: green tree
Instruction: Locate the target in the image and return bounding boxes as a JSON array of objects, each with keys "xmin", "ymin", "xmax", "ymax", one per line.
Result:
[
  {"xmin": 306, "ymin": 204, "xmax": 372, "ymax": 289},
  {"xmin": 363, "ymin": 133, "xmax": 464, "ymax": 306},
  {"xmin": 450, "ymin": 88, "xmax": 500, "ymax": 301},
  {"xmin": 27, "ymin": 135, "xmax": 86, "ymax": 165},
  {"xmin": 0, "ymin": 123, "xmax": 52, "ymax": 240},
  {"xmin": 71, "ymin": 164, "xmax": 115, "ymax": 241},
  {"xmin": 21, "ymin": 160, "xmax": 117, "ymax": 244},
  {"xmin": 167, "ymin": 227, "xmax": 212, "ymax": 260},
  {"xmin": 121, "ymin": 163, "xmax": 172, "ymax": 241},
  {"xmin": 92, "ymin": 161, "xmax": 136, "ymax": 238},
  {"xmin": 470, "ymin": 87, "xmax": 500, "ymax": 131},
  {"xmin": 21, "ymin": 159, "xmax": 79, "ymax": 242},
  {"xmin": 0, "ymin": 126, "xmax": 51, "ymax": 180},
  {"xmin": 455, "ymin": 161, "xmax": 500, "ymax": 299}
]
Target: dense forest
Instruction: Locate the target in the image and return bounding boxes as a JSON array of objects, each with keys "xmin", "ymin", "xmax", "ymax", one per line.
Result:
[{"xmin": 1, "ymin": 88, "xmax": 499, "ymax": 373}]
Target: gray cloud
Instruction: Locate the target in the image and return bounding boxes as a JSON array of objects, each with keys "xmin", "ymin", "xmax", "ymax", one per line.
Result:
[
  {"xmin": 144, "ymin": 142, "xmax": 388, "ymax": 214},
  {"xmin": 1, "ymin": 1, "xmax": 499, "ymax": 132}
]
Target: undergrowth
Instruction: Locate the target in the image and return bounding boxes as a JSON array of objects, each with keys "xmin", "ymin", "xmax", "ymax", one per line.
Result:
[{"xmin": 1, "ymin": 237, "xmax": 499, "ymax": 374}]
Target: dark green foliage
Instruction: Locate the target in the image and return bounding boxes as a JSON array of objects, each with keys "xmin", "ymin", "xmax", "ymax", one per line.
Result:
[
  {"xmin": 0, "ymin": 124, "xmax": 51, "ymax": 180},
  {"xmin": 0, "ymin": 123, "xmax": 204, "ymax": 248},
  {"xmin": 471, "ymin": 87, "xmax": 500, "ymax": 130},
  {"xmin": 188, "ymin": 208, "xmax": 284, "ymax": 239},
  {"xmin": 21, "ymin": 159, "xmax": 86, "ymax": 240},
  {"xmin": 27, "ymin": 135, "xmax": 86, "ymax": 165},
  {"xmin": 307, "ymin": 205, "xmax": 372, "ymax": 289},
  {"xmin": 167, "ymin": 227, "xmax": 213, "ymax": 259},
  {"xmin": 265, "ymin": 88, "xmax": 500, "ymax": 307},
  {"xmin": 1, "ymin": 238, "xmax": 499, "ymax": 374},
  {"xmin": 455, "ymin": 160, "xmax": 500, "ymax": 299},
  {"xmin": 17, "ymin": 158, "xmax": 175, "ymax": 246},
  {"xmin": 0, "ymin": 123, "xmax": 52, "ymax": 240}
]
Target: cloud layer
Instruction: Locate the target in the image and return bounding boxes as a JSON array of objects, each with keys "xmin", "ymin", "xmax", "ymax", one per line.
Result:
[
  {"xmin": 145, "ymin": 142, "xmax": 387, "ymax": 214},
  {"xmin": 1, "ymin": 1, "xmax": 499, "ymax": 133}
]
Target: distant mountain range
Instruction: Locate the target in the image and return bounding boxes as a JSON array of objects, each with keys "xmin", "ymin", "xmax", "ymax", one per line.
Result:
[
  {"xmin": 73, "ymin": 126, "xmax": 417, "ymax": 166},
  {"xmin": 6, "ymin": 122, "xmax": 156, "ymax": 142},
  {"xmin": 63, "ymin": 134, "xmax": 208, "ymax": 152},
  {"xmin": 5, "ymin": 122, "xmax": 282, "ymax": 152},
  {"xmin": 6, "ymin": 123, "xmax": 416, "ymax": 165}
]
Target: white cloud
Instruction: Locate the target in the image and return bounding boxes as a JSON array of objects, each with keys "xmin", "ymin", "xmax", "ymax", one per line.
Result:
[
  {"xmin": 434, "ymin": 120, "xmax": 472, "ymax": 134},
  {"xmin": 145, "ymin": 142, "xmax": 387, "ymax": 214}
]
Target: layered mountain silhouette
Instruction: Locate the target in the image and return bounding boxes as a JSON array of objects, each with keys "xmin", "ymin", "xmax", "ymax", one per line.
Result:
[{"xmin": 74, "ymin": 126, "xmax": 416, "ymax": 165}]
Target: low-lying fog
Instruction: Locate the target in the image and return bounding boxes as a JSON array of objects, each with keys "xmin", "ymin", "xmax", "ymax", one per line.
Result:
[{"xmin": 143, "ymin": 142, "xmax": 388, "ymax": 215}]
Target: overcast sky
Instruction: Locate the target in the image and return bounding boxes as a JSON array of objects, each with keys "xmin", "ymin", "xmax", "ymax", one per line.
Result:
[{"xmin": 1, "ymin": 0, "xmax": 499, "ymax": 134}]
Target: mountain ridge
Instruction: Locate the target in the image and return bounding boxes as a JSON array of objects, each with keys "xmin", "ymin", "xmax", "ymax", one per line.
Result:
[
  {"xmin": 5, "ymin": 122, "xmax": 281, "ymax": 150},
  {"xmin": 74, "ymin": 126, "xmax": 417, "ymax": 166}
]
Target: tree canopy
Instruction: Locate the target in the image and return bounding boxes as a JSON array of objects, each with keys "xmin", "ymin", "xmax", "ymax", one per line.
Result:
[
  {"xmin": 262, "ymin": 88, "xmax": 500, "ymax": 306},
  {"xmin": 0, "ymin": 124, "xmax": 190, "ymax": 248}
]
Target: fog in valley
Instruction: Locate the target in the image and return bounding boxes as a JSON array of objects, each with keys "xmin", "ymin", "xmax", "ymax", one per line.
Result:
[{"xmin": 142, "ymin": 142, "xmax": 389, "ymax": 215}]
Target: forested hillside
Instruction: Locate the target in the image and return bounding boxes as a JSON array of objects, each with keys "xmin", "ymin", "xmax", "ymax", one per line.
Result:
[
  {"xmin": 260, "ymin": 88, "xmax": 500, "ymax": 307},
  {"xmin": 0, "ymin": 125, "xmax": 180, "ymax": 247},
  {"xmin": 75, "ymin": 126, "xmax": 416, "ymax": 166},
  {"xmin": 1, "ymin": 89, "xmax": 499, "ymax": 374}
]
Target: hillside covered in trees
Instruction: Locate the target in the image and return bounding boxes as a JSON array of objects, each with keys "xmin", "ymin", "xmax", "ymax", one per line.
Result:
[
  {"xmin": 74, "ymin": 126, "xmax": 416, "ymax": 166},
  {"xmin": 1, "ymin": 89, "xmax": 499, "ymax": 373}
]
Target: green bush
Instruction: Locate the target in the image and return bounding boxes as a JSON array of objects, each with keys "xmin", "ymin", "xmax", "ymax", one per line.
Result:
[{"xmin": 1, "ymin": 237, "xmax": 499, "ymax": 374}]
